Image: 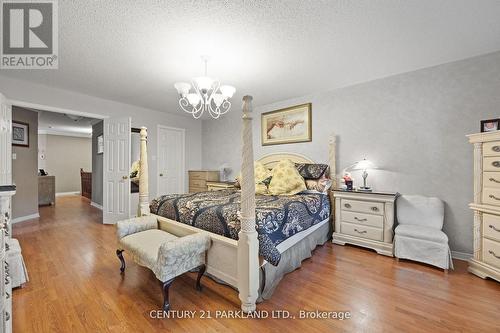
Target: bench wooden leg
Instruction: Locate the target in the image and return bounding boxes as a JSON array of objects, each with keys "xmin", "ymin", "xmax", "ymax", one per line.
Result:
[
  {"xmin": 161, "ymin": 278, "xmax": 175, "ymax": 311},
  {"xmin": 116, "ymin": 250, "xmax": 125, "ymax": 273},
  {"xmin": 196, "ymin": 264, "xmax": 206, "ymax": 291}
]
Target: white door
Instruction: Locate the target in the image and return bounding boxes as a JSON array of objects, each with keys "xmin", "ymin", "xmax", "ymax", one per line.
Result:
[
  {"xmin": 157, "ymin": 126, "xmax": 185, "ymax": 196},
  {"xmin": 103, "ymin": 117, "xmax": 131, "ymax": 224},
  {"xmin": 0, "ymin": 93, "xmax": 12, "ymax": 186}
]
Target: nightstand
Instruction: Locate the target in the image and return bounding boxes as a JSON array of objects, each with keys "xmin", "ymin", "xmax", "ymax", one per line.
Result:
[
  {"xmin": 332, "ymin": 190, "xmax": 398, "ymax": 256},
  {"xmin": 206, "ymin": 181, "xmax": 236, "ymax": 191}
]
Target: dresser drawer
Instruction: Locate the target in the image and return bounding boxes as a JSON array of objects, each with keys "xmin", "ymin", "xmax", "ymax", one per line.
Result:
[
  {"xmin": 189, "ymin": 186, "xmax": 206, "ymax": 193},
  {"xmin": 189, "ymin": 179, "xmax": 207, "ymax": 188},
  {"xmin": 483, "ymin": 214, "xmax": 500, "ymax": 242},
  {"xmin": 482, "ymin": 188, "xmax": 500, "ymax": 206},
  {"xmin": 189, "ymin": 171, "xmax": 207, "ymax": 180},
  {"xmin": 483, "ymin": 141, "xmax": 500, "ymax": 157},
  {"xmin": 483, "ymin": 238, "xmax": 500, "ymax": 269},
  {"xmin": 483, "ymin": 172, "xmax": 500, "ymax": 189},
  {"xmin": 341, "ymin": 222, "xmax": 383, "ymax": 241},
  {"xmin": 341, "ymin": 211, "xmax": 384, "ymax": 228},
  {"xmin": 483, "ymin": 157, "xmax": 500, "ymax": 172},
  {"xmin": 341, "ymin": 199, "xmax": 384, "ymax": 215}
]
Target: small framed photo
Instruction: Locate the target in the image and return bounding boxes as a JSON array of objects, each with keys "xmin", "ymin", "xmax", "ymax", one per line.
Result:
[
  {"xmin": 481, "ymin": 119, "xmax": 500, "ymax": 133},
  {"xmin": 97, "ymin": 134, "xmax": 104, "ymax": 154},
  {"xmin": 12, "ymin": 121, "xmax": 29, "ymax": 147}
]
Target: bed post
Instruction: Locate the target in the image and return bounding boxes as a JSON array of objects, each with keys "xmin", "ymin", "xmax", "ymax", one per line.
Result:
[
  {"xmin": 238, "ymin": 95, "xmax": 259, "ymax": 313},
  {"xmin": 329, "ymin": 133, "xmax": 337, "ymax": 187},
  {"xmin": 138, "ymin": 126, "xmax": 150, "ymax": 216}
]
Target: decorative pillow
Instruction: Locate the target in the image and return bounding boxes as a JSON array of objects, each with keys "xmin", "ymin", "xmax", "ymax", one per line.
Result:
[
  {"xmin": 235, "ymin": 161, "xmax": 273, "ymax": 194},
  {"xmin": 295, "ymin": 163, "xmax": 329, "ymax": 179},
  {"xmin": 305, "ymin": 175, "xmax": 332, "ymax": 193},
  {"xmin": 269, "ymin": 159, "xmax": 307, "ymax": 195}
]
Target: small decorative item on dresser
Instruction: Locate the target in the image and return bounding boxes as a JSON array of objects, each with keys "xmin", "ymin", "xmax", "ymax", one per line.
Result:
[
  {"xmin": 343, "ymin": 158, "xmax": 377, "ymax": 192},
  {"xmin": 480, "ymin": 118, "xmax": 500, "ymax": 133},
  {"xmin": 332, "ymin": 190, "xmax": 398, "ymax": 256}
]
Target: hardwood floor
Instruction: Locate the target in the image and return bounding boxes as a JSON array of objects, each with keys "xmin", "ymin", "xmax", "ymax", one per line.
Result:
[{"xmin": 12, "ymin": 196, "xmax": 500, "ymax": 333}]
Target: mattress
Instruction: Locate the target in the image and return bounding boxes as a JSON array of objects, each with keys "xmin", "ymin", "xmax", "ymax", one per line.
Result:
[{"xmin": 150, "ymin": 189, "xmax": 330, "ymax": 266}]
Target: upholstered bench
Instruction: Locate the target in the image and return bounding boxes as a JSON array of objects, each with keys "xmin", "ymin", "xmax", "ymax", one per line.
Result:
[{"xmin": 116, "ymin": 216, "xmax": 211, "ymax": 311}]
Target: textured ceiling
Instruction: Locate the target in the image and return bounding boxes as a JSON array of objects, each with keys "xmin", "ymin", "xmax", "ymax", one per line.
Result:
[{"xmin": 2, "ymin": 0, "xmax": 500, "ymax": 116}]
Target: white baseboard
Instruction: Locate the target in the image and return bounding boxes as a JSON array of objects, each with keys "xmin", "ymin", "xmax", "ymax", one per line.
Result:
[
  {"xmin": 56, "ymin": 191, "xmax": 80, "ymax": 197},
  {"xmin": 90, "ymin": 201, "xmax": 103, "ymax": 210},
  {"xmin": 451, "ymin": 251, "xmax": 473, "ymax": 261},
  {"xmin": 12, "ymin": 213, "xmax": 40, "ymax": 224}
]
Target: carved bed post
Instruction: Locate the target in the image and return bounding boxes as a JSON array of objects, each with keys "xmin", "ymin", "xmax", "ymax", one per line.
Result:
[
  {"xmin": 329, "ymin": 133, "xmax": 337, "ymax": 188},
  {"xmin": 237, "ymin": 95, "xmax": 259, "ymax": 313},
  {"xmin": 138, "ymin": 126, "xmax": 150, "ymax": 216}
]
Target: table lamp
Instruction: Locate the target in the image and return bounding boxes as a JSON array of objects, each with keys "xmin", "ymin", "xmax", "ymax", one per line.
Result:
[{"xmin": 346, "ymin": 158, "xmax": 376, "ymax": 192}]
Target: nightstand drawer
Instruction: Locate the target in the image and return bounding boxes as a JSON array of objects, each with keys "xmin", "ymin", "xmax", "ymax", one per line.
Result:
[
  {"xmin": 483, "ymin": 157, "xmax": 500, "ymax": 172},
  {"xmin": 483, "ymin": 214, "xmax": 500, "ymax": 242},
  {"xmin": 341, "ymin": 211, "xmax": 383, "ymax": 228},
  {"xmin": 341, "ymin": 222, "xmax": 383, "ymax": 241},
  {"xmin": 341, "ymin": 199, "xmax": 384, "ymax": 215},
  {"xmin": 483, "ymin": 238, "xmax": 500, "ymax": 269}
]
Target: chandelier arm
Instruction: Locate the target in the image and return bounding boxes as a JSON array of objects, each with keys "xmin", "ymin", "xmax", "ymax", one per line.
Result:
[{"xmin": 179, "ymin": 98, "xmax": 196, "ymax": 114}]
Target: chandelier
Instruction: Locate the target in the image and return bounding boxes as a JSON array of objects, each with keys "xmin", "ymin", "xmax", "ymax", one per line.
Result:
[{"xmin": 174, "ymin": 56, "xmax": 236, "ymax": 119}]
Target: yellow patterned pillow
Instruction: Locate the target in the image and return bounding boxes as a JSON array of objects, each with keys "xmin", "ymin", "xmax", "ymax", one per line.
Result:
[
  {"xmin": 269, "ymin": 159, "xmax": 307, "ymax": 195},
  {"xmin": 236, "ymin": 161, "xmax": 272, "ymax": 194}
]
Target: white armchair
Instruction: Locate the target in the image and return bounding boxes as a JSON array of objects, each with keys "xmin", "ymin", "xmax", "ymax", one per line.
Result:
[{"xmin": 394, "ymin": 195, "xmax": 454, "ymax": 270}]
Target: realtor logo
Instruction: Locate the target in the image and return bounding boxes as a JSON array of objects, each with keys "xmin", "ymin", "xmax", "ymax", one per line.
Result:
[{"xmin": 1, "ymin": 0, "xmax": 58, "ymax": 69}]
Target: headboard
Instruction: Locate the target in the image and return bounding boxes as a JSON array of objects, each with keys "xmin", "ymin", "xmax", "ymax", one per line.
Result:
[{"xmin": 257, "ymin": 152, "xmax": 314, "ymax": 170}]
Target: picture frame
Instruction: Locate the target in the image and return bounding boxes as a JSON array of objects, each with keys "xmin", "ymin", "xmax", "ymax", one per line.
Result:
[
  {"xmin": 12, "ymin": 121, "xmax": 29, "ymax": 147},
  {"xmin": 261, "ymin": 103, "xmax": 312, "ymax": 146},
  {"xmin": 97, "ymin": 134, "xmax": 104, "ymax": 154},
  {"xmin": 480, "ymin": 118, "xmax": 500, "ymax": 133}
]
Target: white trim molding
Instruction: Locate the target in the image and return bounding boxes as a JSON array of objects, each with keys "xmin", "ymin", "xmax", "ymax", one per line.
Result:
[
  {"xmin": 90, "ymin": 201, "xmax": 103, "ymax": 210},
  {"xmin": 451, "ymin": 251, "xmax": 473, "ymax": 261},
  {"xmin": 38, "ymin": 129, "xmax": 92, "ymax": 138},
  {"xmin": 56, "ymin": 191, "xmax": 80, "ymax": 197},
  {"xmin": 12, "ymin": 213, "xmax": 40, "ymax": 224}
]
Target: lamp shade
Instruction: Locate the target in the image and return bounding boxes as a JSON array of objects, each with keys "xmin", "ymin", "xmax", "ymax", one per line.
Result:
[
  {"xmin": 194, "ymin": 76, "xmax": 214, "ymax": 92},
  {"xmin": 220, "ymin": 85, "xmax": 236, "ymax": 98},
  {"xmin": 350, "ymin": 158, "xmax": 376, "ymax": 171},
  {"xmin": 174, "ymin": 82, "xmax": 191, "ymax": 97}
]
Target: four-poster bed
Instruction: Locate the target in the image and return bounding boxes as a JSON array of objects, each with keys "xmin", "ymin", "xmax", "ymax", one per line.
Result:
[{"xmin": 135, "ymin": 96, "xmax": 337, "ymax": 312}]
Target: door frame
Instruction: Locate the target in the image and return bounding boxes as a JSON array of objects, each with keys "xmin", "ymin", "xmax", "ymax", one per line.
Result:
[{"xmin": 157, "ymin": 125, "xmax": 186, "ymax": 196}]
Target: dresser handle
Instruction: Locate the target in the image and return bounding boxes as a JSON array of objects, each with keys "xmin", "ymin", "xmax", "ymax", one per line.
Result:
[
  {"xmin": 344, "ymin": 203, "xmax": 351, "ymax": 209},
  {"xmin": 492, "ymin": 145, "xmax": 500, "ymax": 152},
  {"xmin": 5, "ymin": 312, "xmax": 10, "ymax": 321},
  {"xmin": 490, "ymin": 224, "xmax": 500, "ymax": 232},
  {"xmin": 5, "ymin": 276, "xmax": 9, "ymax": 285},
  {"xmin": 489, "ymin": 250, "xmax": 500, "ymax": 259},
  {"xmin": 489, "ymin": 194, "xmax": 500, "ymax": 201},
  {"xmin": 371, "ymin": 207, "xmax": 379, "ymax": 212},
  {"xmin": 354, "ymin": 217, "xmax": 368, "ymax": 222},
  {"xmin": 492, "ymin": 161, "xmax": 500, "ymax": 168},
  {"xmin": 354, "ymin": 228, "xmax": 367, "ymax": 234},
  {"xmin": 489, "ymin": 177, "xmax": 500, "ymax": 183},
  {"xmin": 5, "ymin": 291, "xmax": 10, "ymax": 299}
]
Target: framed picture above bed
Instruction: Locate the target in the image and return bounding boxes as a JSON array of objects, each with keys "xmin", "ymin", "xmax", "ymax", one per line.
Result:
[
  {"xmin": 261, "ymin": 103, "xmax": 312, "ymax": 146},
  {"xmin": 12, "ymin": 121, "xmax": 29, "ymax": 147}
]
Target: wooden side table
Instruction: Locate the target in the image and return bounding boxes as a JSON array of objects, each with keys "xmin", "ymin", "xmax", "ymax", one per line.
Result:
[{"xmin": 332, "ymin": 190, "xmax": 398, "ymax": 256}]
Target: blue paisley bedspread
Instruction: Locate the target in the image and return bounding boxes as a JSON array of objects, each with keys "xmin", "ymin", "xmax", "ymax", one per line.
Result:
[{"xmin": 149, "ymin": 189, "xmax": 330, "ymax": 266}]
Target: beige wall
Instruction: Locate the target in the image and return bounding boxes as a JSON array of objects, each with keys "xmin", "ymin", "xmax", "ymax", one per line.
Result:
[
  {"xmin": 45, "ymin": 135, "xmax": 92, "ymax": 193},
  {"xmin": 12, "ymin": 107, "xmax": 38, "ymax": 219}
]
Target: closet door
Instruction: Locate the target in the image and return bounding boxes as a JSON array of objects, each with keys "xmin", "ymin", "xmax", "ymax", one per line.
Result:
[
  {"xmin": 103, "ymin": 117, "xmax": 131, "ymax": 224},
  {"xmin": 157, "ymin": 125, "xmax": 185, "ymax": 196}
]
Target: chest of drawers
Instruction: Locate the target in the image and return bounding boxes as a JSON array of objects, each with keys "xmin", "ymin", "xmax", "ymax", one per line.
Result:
[
  {"xmin": 332, "ymin": 190, "xmax": 398, "ymax": 256},
  {"xmin": 188, "ymin": 171, "xmax": 220, "ymax": 193},
  {"xmin": 467, "ymin": 131, "xmax": 500, "ymax": 283}
]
